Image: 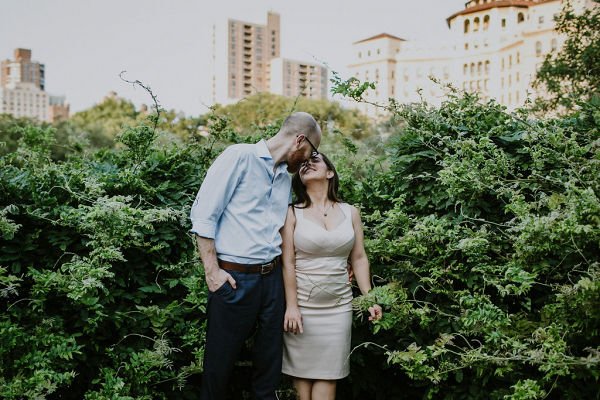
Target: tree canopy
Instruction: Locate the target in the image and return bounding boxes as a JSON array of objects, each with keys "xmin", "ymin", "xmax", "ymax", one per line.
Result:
[{"xmin": 534, "ymin": 0, "xmax": 600, "ymax": 112}]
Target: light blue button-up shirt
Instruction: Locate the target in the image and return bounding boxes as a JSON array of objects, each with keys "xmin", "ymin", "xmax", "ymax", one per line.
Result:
[{"xmin": 190, "ymin": 139, "xmax": 292, "ymax": 264}]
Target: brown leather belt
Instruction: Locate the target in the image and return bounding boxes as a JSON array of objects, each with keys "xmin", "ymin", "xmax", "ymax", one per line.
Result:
[{"xmin": 218, "ymin": 256, "xmax": 280, "ymax": 274}]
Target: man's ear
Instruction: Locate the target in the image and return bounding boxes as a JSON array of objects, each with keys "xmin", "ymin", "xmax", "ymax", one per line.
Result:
[{"xmin": 294, "ymin": 134, "xmax": 304, "ymax": 148}]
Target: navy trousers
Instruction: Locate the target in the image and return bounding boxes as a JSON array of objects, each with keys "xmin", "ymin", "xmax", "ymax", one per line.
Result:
[{"xmin": 201, "ymin": 261, "xmax": 285, "ymax": 400}]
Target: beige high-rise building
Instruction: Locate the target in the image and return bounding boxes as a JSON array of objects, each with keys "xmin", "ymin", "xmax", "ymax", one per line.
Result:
[
  {"xmin": 213, "ymin": 12, "xmax": 327, "ymax": 105},
  {"xmin": 0, "ymin": 48, "xmax": 69, "ymax": 122},
  {"xmin": 1, "ymin": 48, "xmax": 45, "ymax": 91},
  {"xmin": 214, "ymin": 12, "xmax": 280, "ymax": 104},
  {"xmin": 348, "ymin": 0, "xmax": 593, "ymax": 118},
  {"xmin": 268, "ymin": 58, "xmax": 328, "ymax": 99}
]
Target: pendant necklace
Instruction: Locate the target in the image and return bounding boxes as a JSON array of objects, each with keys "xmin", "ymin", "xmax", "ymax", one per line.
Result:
[{"xmin": 315, "ymin": 202, "xmax": 334, "ymax": 217}]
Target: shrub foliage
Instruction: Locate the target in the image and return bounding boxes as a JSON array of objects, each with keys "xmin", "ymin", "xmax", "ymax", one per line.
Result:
[{"xmin": 1, "ymin": 84, "xmax": 599, "ymax": 399}]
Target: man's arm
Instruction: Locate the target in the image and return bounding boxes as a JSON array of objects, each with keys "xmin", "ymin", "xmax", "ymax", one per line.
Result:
[
  {"xmin": 196, "ymin": 236, "xmax": 236, "ymax": 292},
  {"xmin": 190, "ymin": 146, "xmax": 246, "ymax": 291}
]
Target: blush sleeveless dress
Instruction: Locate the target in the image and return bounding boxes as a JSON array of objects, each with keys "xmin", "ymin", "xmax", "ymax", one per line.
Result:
[{"xmin": 282, "ymin": 203, "xmax": 355, "ymax": 379}]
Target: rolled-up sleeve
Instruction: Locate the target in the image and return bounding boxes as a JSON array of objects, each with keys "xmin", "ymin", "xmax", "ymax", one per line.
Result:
[{"xmin": 190, "ymin": 147, "xmax": 246, "ymax": 238}]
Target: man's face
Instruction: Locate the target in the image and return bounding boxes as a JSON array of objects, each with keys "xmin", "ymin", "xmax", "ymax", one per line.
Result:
[{"xmin": 287, "ymin": 135, "xmax": 320, "ymax": 173}]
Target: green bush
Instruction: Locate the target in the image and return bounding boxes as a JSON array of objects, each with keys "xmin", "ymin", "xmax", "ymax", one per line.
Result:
[{"xmin": 1, "ymin": 84, "xmax": 599, "ymax": 399}]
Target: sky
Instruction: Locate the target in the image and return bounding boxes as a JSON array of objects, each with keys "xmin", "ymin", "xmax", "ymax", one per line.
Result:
[{"xmin": 0, "ymin": 0, "xmax": 468, "ymax": 117}]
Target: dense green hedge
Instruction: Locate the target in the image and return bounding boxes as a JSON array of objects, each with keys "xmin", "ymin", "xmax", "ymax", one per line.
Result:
[{"xmin": 1, "ymin": 89, "xmax": 599, "ymax": 399}]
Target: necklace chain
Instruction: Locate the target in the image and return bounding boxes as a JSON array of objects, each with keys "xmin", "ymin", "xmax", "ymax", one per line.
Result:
[{"xmin": 314, "ymin": 202, "xmax": 334, "ymax": 217}]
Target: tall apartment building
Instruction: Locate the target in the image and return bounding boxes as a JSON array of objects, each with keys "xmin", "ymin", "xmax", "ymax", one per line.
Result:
[
  {"xmin": 213, "ymin": 12, "xmax": 327, "ymax": 105},
  {"xmin": 348, "ymin": 0, "xmax": 592, "ymax": 118},
  {"xmin": 268, "ymin": 58, "xmax": 328, "ymax": 99},
  {"xmin": 0, "ymin": 48, "xmax": 69, "ymax": 122},
  {"xmin": 1, "ymin": 48, "xmax": 45, "ymax": 91}
]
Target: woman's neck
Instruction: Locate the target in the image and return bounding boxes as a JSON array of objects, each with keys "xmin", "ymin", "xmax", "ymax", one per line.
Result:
[{"xmin": 305, "ymin": 182, "xmax": 331, "ymax": 208}]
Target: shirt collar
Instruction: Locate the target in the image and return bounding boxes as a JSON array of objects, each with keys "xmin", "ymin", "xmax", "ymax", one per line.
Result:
[
  {"xmin": 256, "ymin": 139, "xmax": 272, "ymax": 160},
  {"xmin": 256, "ymin": 139, "xmax": 289, "ymax": 176}
]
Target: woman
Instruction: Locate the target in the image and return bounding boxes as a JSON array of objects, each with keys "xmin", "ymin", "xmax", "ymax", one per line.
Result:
[{"xmin": 280, "ymin": 153, "xmax": 382, "ymax": 400}]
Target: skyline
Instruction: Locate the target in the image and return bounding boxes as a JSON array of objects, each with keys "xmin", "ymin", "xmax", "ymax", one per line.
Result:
[{"xmin": 1, "ymin": 0, "xmax": 468, "ymax": 117}]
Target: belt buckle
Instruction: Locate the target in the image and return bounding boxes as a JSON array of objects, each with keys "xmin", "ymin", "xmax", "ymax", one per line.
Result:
[{"xmin": 260, "ymin": 261, "xmax": 273, "ymax": 274}]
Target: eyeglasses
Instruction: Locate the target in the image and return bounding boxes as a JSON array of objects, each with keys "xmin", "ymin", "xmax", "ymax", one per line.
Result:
[{"xmin": 303, "ymin": 136, "xmax": 319, "ymax": 158}]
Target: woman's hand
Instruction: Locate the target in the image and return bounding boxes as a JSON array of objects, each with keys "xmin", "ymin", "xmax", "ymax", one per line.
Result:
[
  {"xmin": 368, "ymin": 304, "xmax": 383, "ymax": 322},
  {"xmin": 284, "ymin": 306, "xmax": 304, "ymax": 334}
]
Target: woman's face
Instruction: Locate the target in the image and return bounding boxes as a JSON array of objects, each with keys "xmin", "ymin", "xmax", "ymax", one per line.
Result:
[{"xmin": 299, "ymin": 154, "xmax": 332, "ymax": 184}]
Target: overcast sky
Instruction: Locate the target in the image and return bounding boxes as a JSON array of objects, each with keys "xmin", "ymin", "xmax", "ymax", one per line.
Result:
[{"xmin": 1, "ymin": 0, "xmax": 467, "ymax": 117}]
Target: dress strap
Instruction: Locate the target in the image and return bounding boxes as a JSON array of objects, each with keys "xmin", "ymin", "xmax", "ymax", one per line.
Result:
[
  {"xmin": 339, "ymin": 202, "xmax": 352, "ymax": 219},
  {"xmin": 292, "ymin": 205, "xmax": 305, "ymax": 219}
]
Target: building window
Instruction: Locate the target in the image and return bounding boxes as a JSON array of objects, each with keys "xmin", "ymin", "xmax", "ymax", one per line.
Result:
[
  {"xmin": 473, "ymin": 17, "xmax": 480, "ymax": 32},
  {"xmin": 539, "ymin": 16, "xmax": 545, "ymax": 24},
  {"xmin": 477, "ymin": 62, "xmax": 483, "ymax": 75},
  {"xmin": 231, "ymin": 51, "xmax": 235, "ymax": 57},
  {"xmin": 368, "ymin": 50, "xmax": 371, "ymax": 56},
  {"xmin": 464, "ymin": 19, "xmax": 470, "ymax": 33},
  {"xmin": 257, "ymin": 35, "xmax": 262, "ymax": 40},
  {"xmin": 391, "ymin": 70, "xmax": 395, "ymax": 79},
  {"xmin": 257, "ymin": 42, "xmax": 262, "ymax": 47},
  {"xmin": 463, "ymin": 64, "xmax": 468, "ymax": 75},
  {"xmin": 483, "ymin": 15, "xmax": 490, "ymax": 30},
  {"xmin": 358, "ymin": 52, "xmax": 361, "ymax": 58},
  {"xmin": 516, "ymin": 72, "xmax": 520, "ymax": 82},
  {"xmin": 231, "ymin": 37, "xmax": 235, "ymax": 42},
  {"xmin": 470, "ymin": 63, "xmax": 475, "ymax": 75},
  {"xmin": 501, "ymin": 77, "xmax": 504, "ymax": 89},
  {"xmin": 404, "ymin": 68, "xmax": 409, "ymax": 80},
  {"xmin": 375, "ymin": 69, "xmax": 379, "ymax": 79},
  {"xmin": 501, "ymin": 58, "xmax": 505, "ymax": 71},
  {"xmin": 485, "ymin": 60, "xmax": 490, "ymax": 74},
  {"xmin": 518, "ymin": 13, "xmax": 525, "ymax": 23},
  {"xmin": 517, "ymin": 52, "xmax": 520, "ymax": 64},
  {"xmin": 551, "ymin": 39, "xmax": 558, "ymax": 52},
  {"xmin": 231, "ymin": 22, "xmax": 236, "ymax": 27},
  {"xmin": 231, "ymin": 29, "xmax": 235, "ymax": 35},
  {"xmin": 501, "ymin": 18, "xmax": 506, "ymax": 29},
  {"xmin": 509, "ymin": 75, "xmax": 512, "ymax": 87},
  {"xmin": 272, "ymin": 52, "xmax": 275, "ymax": 56},
  {"xmin": 231, "ymin": 44, "xmax": 235, "ymax": 49},
  {"xmin": 257, "ymin": 49, "xmax": 262, "ymax": 54},
  {"xmin": 272, "ymin": 37, "xmax": 275, "ymax": 42},
  {"xmin": 257, "ymin": 56, "xmax": 262, "ymax": 60},
  {"xmin": 465, "ymin": 43, "xmax": 469, "ymax": 50},
  {"xmin": 536, "ymin": 41, "xmax": 542, "ymax": 55},
  {"xmin": 509, "ymin": 55, "xmax": 512, "ymax": 68},
  {"xmin": 377, "ymin": 48, "xmax": 380, "ymax": 54},
  {"xmin": 391, "ymin": 85, "xmax": 395, "ymax": 95}
]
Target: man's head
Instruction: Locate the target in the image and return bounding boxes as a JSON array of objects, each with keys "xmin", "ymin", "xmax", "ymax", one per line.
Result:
[{"xmin": 278, "ymin": 112, "xmax": 322, "ymax": 173}]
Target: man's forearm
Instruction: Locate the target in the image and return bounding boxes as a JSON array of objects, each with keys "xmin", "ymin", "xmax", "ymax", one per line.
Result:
[{"xmin": 196, "ymin": 235, "xmax": 219, "ymax": 274}]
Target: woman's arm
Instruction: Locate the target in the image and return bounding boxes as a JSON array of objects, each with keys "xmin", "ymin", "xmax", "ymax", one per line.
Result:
[
  {"xmin": 348, "ymin": 205, "xmax": 383, "ymax": 321},
  {"xmin": 281, "ymin": 206, "xmax": 303, "ymax": 334}
]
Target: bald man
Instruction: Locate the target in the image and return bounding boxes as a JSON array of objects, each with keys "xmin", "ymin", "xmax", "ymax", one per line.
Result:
[{"xmin": 190, "ymin": 112, "xmax": 322, "ymax": 400}]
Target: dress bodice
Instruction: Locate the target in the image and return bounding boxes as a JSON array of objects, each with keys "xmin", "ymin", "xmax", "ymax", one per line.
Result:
[{"xmin": 293, "ymin": 203, "xmax": 355, "ymax": 308}]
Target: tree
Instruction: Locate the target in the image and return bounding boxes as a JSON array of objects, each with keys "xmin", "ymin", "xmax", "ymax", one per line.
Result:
[
  {"xmin": 213, "ymin": 92, "xmax": 377, "ymax": 140},
  {"xmin": 534, "ymin": 0, "xmax": 600, "ymax": 112}
]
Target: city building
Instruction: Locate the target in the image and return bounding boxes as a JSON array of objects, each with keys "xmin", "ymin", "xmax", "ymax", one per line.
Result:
[
  {"xmin": 348, "ymin": 0, "xmax": 592, "ymax": 118},
  {"xmin": 0, "ymin": 48, "xmax": 69, "ymax": 122},
  {"xmin": 268, "ymin": 58, "xmax": 328, "ymax": 99},
  {"xmin": 1, "ymin": 48, "xmax": 45, "ymax": 91},
  {"xmin": 213, "ymin": 12, "xmax": 327, "ymax": 105}
]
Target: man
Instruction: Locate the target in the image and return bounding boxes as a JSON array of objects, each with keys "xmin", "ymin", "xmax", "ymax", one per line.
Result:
[{"xmin": 190, "ymin": 112, "xmax": 322, "ymax": 400}]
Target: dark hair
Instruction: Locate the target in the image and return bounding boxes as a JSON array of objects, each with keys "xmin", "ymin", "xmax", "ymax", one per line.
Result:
[{"xmin": 292, "ymin": 153, "xmax": 341, "ymax": 209}]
